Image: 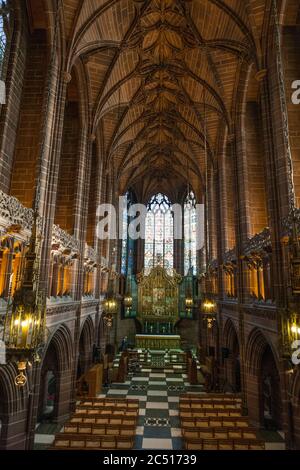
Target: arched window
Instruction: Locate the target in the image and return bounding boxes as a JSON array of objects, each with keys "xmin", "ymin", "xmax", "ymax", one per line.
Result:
[
  {"xmin": 0, "ymin": 1, "xmax": 9, "ymax": 104},
  {"xmin": 184, "ymin": 191, "xmax": 197, "ymax": 275},
  {"xmin": 121, "ymin": 191, "xmax": 135, "ymax": 275},
  {"xmin": 121, "ymin": 193, "xmax": 128, "ymax": 275},
  {"xmin": 0, "ymin": 1, "xmax": 9, "ymax": 74},
  {"xmin": 144, "ymin": 193, "xmax": 173, "ymax": 272}
]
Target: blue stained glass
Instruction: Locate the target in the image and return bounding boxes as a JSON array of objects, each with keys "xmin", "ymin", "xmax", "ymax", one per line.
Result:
[
  {"xmin": 184, "ymin": 191, "xmax": 197, "ymax": 275},
  {"xmin": 144, "ymin": 193, "xmax": 173, "ymax": 272},
  {"xmin": 0, "ymin": 1, "xmax": 9, "ymax": 75}
]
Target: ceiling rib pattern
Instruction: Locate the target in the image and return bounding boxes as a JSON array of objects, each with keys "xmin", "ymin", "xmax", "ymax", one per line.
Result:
[{"xmin": 64, "ymin": 0, "xmax": 265, "ymax": 200}]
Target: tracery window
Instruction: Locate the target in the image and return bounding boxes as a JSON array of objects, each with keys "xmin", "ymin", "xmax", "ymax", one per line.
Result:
[
  {"xmin": 121, "ymin": 193, "xmax": 129, "ymax": 275},
  {"xmin": 121, "ymin": 191, "xmax": 135, "ymax": 275},
  {"xmin": 184, "ymin": 191, "xmax": 197, "ymax": 275},
  {"xmin": 0, "ymin": 1, "xmax": 9, "ymax": 76},
  {"xmin": 144, "ymin": 193, "xmax": 173, "ymax": 272}
]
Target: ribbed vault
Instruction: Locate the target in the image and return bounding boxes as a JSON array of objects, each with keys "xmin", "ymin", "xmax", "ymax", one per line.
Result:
[{"xmin": 62, "ymin": 0, "xmax": 268, "ymax": 200}]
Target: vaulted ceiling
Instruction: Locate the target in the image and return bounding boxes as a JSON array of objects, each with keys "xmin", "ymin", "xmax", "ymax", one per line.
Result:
[{"xmin": 61, "ymin": 0, "xmax": 269, "ymax": 201}]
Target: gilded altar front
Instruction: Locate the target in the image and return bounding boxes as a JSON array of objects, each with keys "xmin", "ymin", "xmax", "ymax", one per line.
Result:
[
  {"xmin": 135, "ymin": 334, "xmax": 181, "ymax": 350},
  {"xmin": 136, "ymin": 266, "xmax": 182, "ymax": 333}
]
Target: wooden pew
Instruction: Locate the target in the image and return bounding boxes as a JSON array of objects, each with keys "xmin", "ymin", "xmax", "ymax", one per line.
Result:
[
  {"xmin": 79, "ymin": 398, "xmax": 139, "ymax": 409},
  {"xmin": 180, "ymin": 393, "xmax": 242, "ymax": 402},
  {"xmin": 179, "ymin": 409, "xmax": 242, "ymax": 418},
  {"xmin": 182, "ymin": 427, "xmax": 257, "ymax": 440},
  {"xmin": 62, "ymin": 422, "xmax": 136, "ymax": 437},
  {"xmin": 180, "ymin": 416, "xmax": 250, "ymax": 429},
  {"xmin": 52, "ymin": 434, "xmax": 134, "ymax": 450},
  {"xmin": 69, "ymin": 415, "xmax": 137, "ymax": 426},
  {"xmin": 75, "ymin": 405, "xmax": 138, "ymax": 415},
  {"xmin": 184, "ymin": 438, "xmax": 265, "ymax": 451},
  {"xmin": 179, "ymin": 400, "xmax": 241, "ymax": 410}
]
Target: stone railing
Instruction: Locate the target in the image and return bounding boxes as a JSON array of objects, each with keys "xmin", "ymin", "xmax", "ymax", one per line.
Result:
[
  {"xmin": 243, "ymin": 227, "xmax": 271, "ymax": 257},
  {"xmin": 84, "ymin": 244, "xmax": 97, "ymax": 263},
  {"xmin": 281, "ymin": 208, "xmax": 300, "ymax": 238},
  {"xmin": 223, "ymin": 248, "xmax": 237, "ymax": 265},
  {"xmin": 0, "ymin": 190, "xmax": 34, "ymax": 232},
  {"xmin": 52, "ymin": 224, "xmax": 80, "ymax": 254}
]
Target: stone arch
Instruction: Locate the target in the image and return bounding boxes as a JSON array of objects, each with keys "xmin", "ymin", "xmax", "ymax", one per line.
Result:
[
  {"xmin": 245, "ymin": 328, "xmax": 282, "ymax": 429},
  {"xmin": 77, "ymin": 316, "xmax": 95, "ymax": 379},
  {"xmin": 222, "ymin": 318, "xmax": 241, "ymax": 392},
  {"xmin": 0, "ymin": 363, "xmax": 28, "ymax": 449},
  {"xmin": 38, "ymin": 324, "xmax": 73, "ymax": 422}
]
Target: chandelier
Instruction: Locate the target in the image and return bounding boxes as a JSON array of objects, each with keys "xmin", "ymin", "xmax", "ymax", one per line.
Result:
[{"xmin": 2, "ymin": 214, "xmax": 46, "ymax": 387}]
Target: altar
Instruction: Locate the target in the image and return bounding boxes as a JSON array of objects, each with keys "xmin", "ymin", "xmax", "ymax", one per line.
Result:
[
  {"xmin": 135, "ymin": 334, "xmax": 181, "ymax": 350},
  {"xmin": 135, "ymin": 265, "xmax": 182, "ymax": 350}
]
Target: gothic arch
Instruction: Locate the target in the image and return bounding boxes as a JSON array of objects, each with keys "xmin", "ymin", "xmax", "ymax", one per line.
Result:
[
  {"xmin": 222, "ymin": 318, "xmax": 241, "ymax": 393},
  {"xmin": 245, "ymin": 328, "xmax": 279, "ymax": 375},
  {"xmin": 37, "ymin": 324, "xmax": 73, "ymax": 422},
  {"xmin": 77, "ymin": 316, "xmax": 95, "ymax": 377},
  {"xmin": 245, "ymin": 328, "xmax": 282, "ymax": 429},
  {"xmin": 43, "ymin": 324, "xmax": 73, "ymax": 372},
  {"xmin": 223, "ymin": 318, "xmax": 239, "ymax": 351},
  {"xmin": 0, "ymin": 363, "xmax": 28, "ymax": 449}
]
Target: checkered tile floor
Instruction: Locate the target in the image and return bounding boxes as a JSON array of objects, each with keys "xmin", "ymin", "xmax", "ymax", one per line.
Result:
[
  {"xmin": 34, "ymin": 367, "xmax": 286, "ymax": 450},
  {"xmin": 101, "ymin": 367, "xmax": 204, "ymax": 450}
]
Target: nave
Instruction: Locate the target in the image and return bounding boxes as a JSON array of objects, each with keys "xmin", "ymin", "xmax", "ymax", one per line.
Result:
[
  {"xmin": 1, "ymin": 0, "xmax": 300, "ymax": 452},
  {"xmin": 35, "ymin": 353, "xmax": 285, "ymax": 451}
]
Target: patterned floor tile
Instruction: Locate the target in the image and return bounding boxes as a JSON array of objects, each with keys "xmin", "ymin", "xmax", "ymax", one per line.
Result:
[
  {"xmin": 146, "ymin": 401, "xmax": 169, "ymax": 409},
  {"xmin": 142, "ymin": 438, "xmax": 173, "ymax": 450},
  {"xmin": 147, "ymin": 390, "xmax": 168, "ymax": 396},
  {"xmin": 145, "ymin": 409, "xmax": 170, "ymax": 419},
  {"xmin": 144, "ymin": 417, "xmax": 170, "ymax": 427},
  {"xmin": 167, "ymin": 396, "xmax": 179, "ymax": 403},
  {"xmin": 143, "ymin": 427, "xmax": 172, "ymax": 439},
  {"xmin": 106, "ymin": 389, "xmax": 128, "ymax": 395}
]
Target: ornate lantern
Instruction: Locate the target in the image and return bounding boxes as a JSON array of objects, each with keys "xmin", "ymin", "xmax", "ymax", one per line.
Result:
[
  {"xmin": 185, "ymin": 292, "xmax": 193, "ymax": 313},
  {"xmin": 201, "ymin": 298, "xmax": 217, "ymax": 329},
  {"xmin": 2, "ymin": 215, "xmax": 46, "ymax": 387},
  {"xmin": 102, "ymin": 277, "xmax": 118, "ymax": 328},
  {"xmin": 123, "ymin": 274, "xmax": 133, "ymax": 317}
]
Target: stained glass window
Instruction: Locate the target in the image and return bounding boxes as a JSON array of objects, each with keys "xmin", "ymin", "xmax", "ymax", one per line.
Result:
[
  {"xmin": 121, "ymin": 191, "xmax": 135, "ymax": 275},
  {"xmin": 144, "ymin": 193, "xmax": 173, "ymax": 272},
  {"xmin": 0, "ymin": 1, "xmax": 9, "ymax": 75},
  {"xmin": 184, "ymin": 191, "xmax": 197, "ymax": 275},
  {"xmin": 121, "ymin": 193, "xmax": 129, "ymax": 275}
]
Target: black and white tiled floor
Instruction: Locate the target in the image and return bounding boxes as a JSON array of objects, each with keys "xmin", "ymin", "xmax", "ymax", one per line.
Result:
[
  {"xmin": 34, "ymin": 366, "xmax": 286, "ymax": 450},
  {"xmin": 101, "ymin": 367, "xmax": 204, "ymax": 450}
]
